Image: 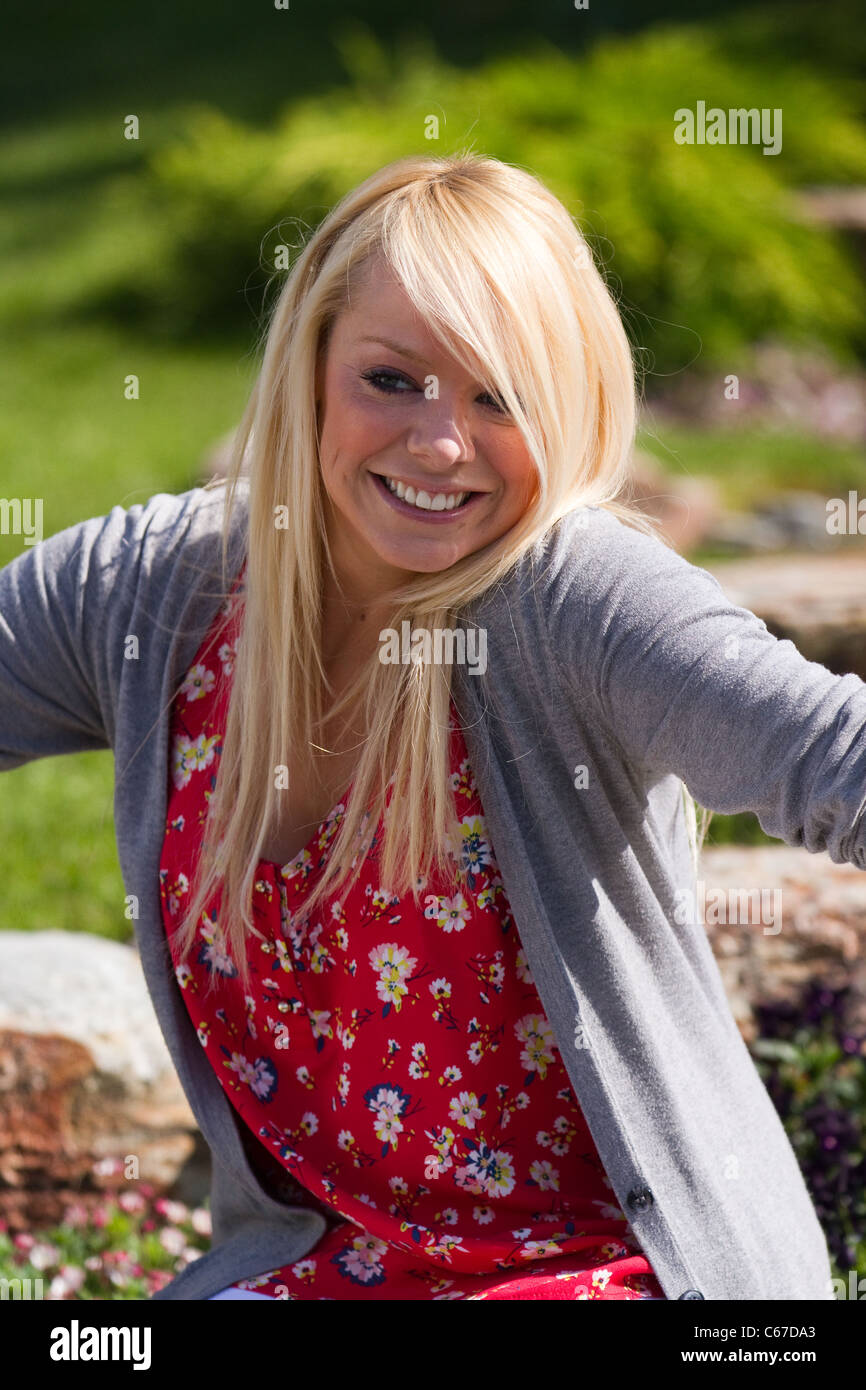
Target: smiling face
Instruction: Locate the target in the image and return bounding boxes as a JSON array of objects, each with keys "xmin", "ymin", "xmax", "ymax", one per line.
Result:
[{"xmin": 315, "ymin": 257, "xmax": 539, "ymax": 609}]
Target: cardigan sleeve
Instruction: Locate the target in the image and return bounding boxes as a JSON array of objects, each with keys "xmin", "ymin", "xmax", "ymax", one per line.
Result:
[
  {"xmin": 548, "ymin": 509, "xmax": 866, "ymax": 868},
  {"xmin": 0, "ymin": 501, "xmax": 150, "ymax": 770}
]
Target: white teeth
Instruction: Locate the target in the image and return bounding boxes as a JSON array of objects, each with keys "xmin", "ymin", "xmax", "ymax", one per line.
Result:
[{"xmin": 382, "ymin": 476, "xmax": 469, "ymax": 512}]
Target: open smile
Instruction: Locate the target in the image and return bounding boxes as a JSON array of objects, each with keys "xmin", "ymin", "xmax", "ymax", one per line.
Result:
[{"xmin": 370, "ymin": 471, "xmax": 486, "ymax": 522}]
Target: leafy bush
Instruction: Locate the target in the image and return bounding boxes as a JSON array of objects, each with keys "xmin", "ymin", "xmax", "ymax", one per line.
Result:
[{"xmin": 69, "ymin": 21, "xmax": 866, "ymax": 372}]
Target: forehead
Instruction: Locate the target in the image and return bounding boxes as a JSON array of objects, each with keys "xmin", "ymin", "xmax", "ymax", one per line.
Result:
[
  {"xmin": 341, "ymin": 265, "xmax": 427, "ymax": 334},
  {"xmin": 333, "ymin": 267, "xmax": 485, "ymax": 376}
]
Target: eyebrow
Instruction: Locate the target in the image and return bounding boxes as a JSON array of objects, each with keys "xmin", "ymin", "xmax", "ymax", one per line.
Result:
[{"xmin": 356, "ymin": 335, "xmax": 430, "ymax": 364}]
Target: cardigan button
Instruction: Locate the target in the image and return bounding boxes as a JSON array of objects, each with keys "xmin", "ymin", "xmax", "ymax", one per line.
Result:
[
  {"xmin": 678, "ymin": 1290, "xmax": 705, "ymax": 1300},
  {"xmin": 626, "ymin": 1185, "xmax": 654, "ymax": 1211}
]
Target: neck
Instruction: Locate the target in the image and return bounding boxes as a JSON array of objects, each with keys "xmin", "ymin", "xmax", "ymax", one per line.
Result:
[{"xmin": 320, "ymin": 572, "xmax": 394, "ymax": 669}]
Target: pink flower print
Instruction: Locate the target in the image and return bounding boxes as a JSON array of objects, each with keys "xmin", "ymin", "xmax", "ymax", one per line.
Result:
[
  {"xmin": 536, "ymin": 1116, "xmax": 576, "ymax": 1156},
  {"xmin": 224, "ymin": 1052, "xmax": 277, "ymax": 1102},
  {"xmin": 331, "ymin": 1232, "xmax": 388, "ymax": 1287},
  {"xmin": 309, "ymin": 940, "xmax": 334, "ymax": 972},
  {"xmin": 197, "ymin": 918, "xmax": 238, "ymax": 978},
  {"xmin": 180, "ymin": 663, "xmax": 216, "ymax": 702},
  {"xmin": 519, "ymin": 1238, "xmax": 562, "ymax": 1259},
  {"xmin": 373, "ymin": 1108, "xmax": 403, "ymax": 1149},
  {"xmin": 515, "ymin": 949, "xmax": 534, "ymax": 984},
  {"xmin": 217, "ymin": 638, "xmax": 238, "ymax": 677},
  {"xmin": 448, "ymin": 1090, "xmax": 486, "ymax": 1131},
  {"xmin": 281, "ymin": 847, "xmax": 313, "ymax": 881},
  {"xmin": 307, "ymin": 1009, "xmax": 333, "ymax": 1051},
  {"xmin": 455, "ymin": 1141, "xmax": 516, "ymax": 1200},
  {"xmin": 528, "ymin": 1158, "xmax": 560, "ymax": 1191},
  {"xmin": 425, "ymin": 892, "xmax": 471, "ymax": 934},
  {"xmin": 364, "ymin": 1083, "xmax": 415, "ymax": 1157},
  {"xmin": 251, "ymin": 1057, "xmax": 278, "ymax": 1101}
]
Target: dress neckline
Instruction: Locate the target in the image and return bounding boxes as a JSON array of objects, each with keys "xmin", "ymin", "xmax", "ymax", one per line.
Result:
[{"xmin": 259, "ymin": 779, "xmax": 356, "ymax": 875}]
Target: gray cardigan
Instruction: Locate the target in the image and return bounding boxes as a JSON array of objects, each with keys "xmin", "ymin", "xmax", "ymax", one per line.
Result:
[{"xmin": 2, "ymin": 479, "xmax": 863, "ymax": 1301}]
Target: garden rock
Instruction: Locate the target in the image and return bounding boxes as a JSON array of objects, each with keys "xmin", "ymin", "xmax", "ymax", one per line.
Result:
[
  {"xmin": 0, "ymin": 931, "xmax": 202, "ymax": 1232},
  {"xmin": 706, "ymin": 551, "xmax": 866, "ymax": 681},
  {"xmin": 697, "ymin": 845, "xmax": 866, "ymax": 1043}
]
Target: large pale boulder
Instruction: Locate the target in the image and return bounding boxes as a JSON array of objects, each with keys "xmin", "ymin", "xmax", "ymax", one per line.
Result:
[{"xmin": 0, "ymin": 931, "xmax": 203, "ymax": 1231}]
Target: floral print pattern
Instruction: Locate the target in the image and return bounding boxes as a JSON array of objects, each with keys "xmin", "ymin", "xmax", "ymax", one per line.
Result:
[{"xmin": 158, "ymin": 567, "xmax": 665, "ymax": 1300}]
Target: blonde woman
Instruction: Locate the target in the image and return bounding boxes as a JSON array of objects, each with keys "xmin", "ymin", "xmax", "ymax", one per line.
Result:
[{"xmin": 2, "ymin": 153, "xmax": 863, "ymax": 1302}]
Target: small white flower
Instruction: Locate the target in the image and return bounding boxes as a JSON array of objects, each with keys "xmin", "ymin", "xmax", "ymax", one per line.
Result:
[
  {"xmin": 159, "ymin": 1227, "xmax": 187, "ymax": 1256},
  {"xmin": 29, "ymin": 1242, "xmax": 60, "ymax": 1271}
]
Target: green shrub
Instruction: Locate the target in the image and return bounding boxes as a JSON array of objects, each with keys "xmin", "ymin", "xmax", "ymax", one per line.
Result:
[{"xmin": 66, "ymin": 21, "xmax": 866, "ymax": 372}]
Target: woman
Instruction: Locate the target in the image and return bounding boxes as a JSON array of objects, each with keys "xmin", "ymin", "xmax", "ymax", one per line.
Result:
[{"xmin": 2, "ymin": 153, "xmax": 862, "ymax": 1301}]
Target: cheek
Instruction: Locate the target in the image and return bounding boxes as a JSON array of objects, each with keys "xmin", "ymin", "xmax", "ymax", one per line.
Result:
[
  {"xmin": 499, "ymin": 451, "xmax": 537, "ymax": 509},
  {"xmin": 322, "ymin": 397, "xmax": 393, "ymax": 476}
]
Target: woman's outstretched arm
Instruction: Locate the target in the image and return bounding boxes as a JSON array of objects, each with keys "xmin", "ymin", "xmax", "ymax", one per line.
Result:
[{"xmin": 548, "ymin": 507, "xmax": 866, "ymax": 867}]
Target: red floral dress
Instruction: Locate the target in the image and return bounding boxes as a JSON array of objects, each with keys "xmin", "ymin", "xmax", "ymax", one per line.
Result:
[{"xmin": 159, "ymin": 568, "xmax": 666, "ymax": 1301}]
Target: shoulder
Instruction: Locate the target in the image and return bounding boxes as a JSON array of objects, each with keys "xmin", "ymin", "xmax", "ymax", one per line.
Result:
[
  {"xmin": 537, "ymin": 504, "xmax": 687, "ymax": 585},
  {"xmin": 459, "ymin": 502, "xmax": 736, "ymax": 698},
  {"xmin": 33, "ymin": 480, "xmax": 249, "ymax": 664},
  {"xmin": 125, "ymin": 479, "xmax": 247, "ymax": 562},
  {"xmin": 74, "ymin": 479, "xmax": 248, "ymax": 607},
  {"xmin": 467, "ymin": 503, "xmax": 700, "ymax": 630}
]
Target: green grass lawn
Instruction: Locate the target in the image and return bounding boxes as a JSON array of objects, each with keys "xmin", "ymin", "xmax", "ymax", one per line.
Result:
[
  {"xmin": 0, "ymin": 753, "xmax": 130, "ymax": 939},
  {"xmin": 0, "ymin": 318, "xmax": 258, "ymax": 935},
  {"xmin": 0, "ymin": 321, "xmax": 256, "ymax": 572},
  {"xmin": 638, "ymin": 420, "xmax": 866, "ymax": 514},
  {"xmin": 0, "ymin": 110, "xmax": 261, "ymax": 932}
]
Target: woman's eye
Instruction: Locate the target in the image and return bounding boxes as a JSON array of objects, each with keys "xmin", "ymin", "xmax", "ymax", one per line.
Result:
[
  {"xmin": 362, "ymin": 369, "xmax": 510, "ymax": 414},
  {"xmin": 361, "ymin": 368, "xmax": 413, "ymax": 394}
]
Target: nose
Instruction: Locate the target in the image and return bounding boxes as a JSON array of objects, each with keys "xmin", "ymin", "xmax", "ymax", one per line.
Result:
[{"xmin": 405, "ymin": 395, "xmax": 476, "ymax": 470}]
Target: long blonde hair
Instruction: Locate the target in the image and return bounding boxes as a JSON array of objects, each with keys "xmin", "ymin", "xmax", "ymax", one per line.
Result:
[{"xmin": 173, "ymin": 150, "xmax": 711, "ymax": 992}]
